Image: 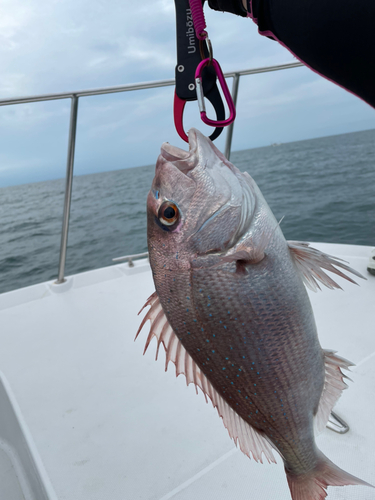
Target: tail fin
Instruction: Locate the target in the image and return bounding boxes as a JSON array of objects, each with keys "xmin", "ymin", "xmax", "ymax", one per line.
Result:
[{"xmin": 286, "ymin": 451, "xmax": 372, "ymax": 500}]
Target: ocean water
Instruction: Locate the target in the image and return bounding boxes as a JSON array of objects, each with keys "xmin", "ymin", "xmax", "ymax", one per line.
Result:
[{"xmin": 0, "ymin": 129, "xmax": 374, "ymax": 295}]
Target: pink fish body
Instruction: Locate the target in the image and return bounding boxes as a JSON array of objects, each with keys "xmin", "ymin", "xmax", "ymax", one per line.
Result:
[{"xmin": 137, "ymin": 129, "xmax": 370, "ymax": 500}]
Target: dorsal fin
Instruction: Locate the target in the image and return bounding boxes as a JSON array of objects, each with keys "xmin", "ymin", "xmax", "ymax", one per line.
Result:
[
  {"xmin": 288, "ymin": 241, "xmax": 365, "ymax": 292},
  {"xmin": 314, "ymin": 350, "xmax": 354, "ymax": 434},
  {"xmin": 136, "ymin": 292, "xmax": 277, "ymax": 464}
]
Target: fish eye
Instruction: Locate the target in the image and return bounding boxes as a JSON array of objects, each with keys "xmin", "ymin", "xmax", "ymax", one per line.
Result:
[{"xmin": 158, "ymin": 201, "xmax": 179, "ymax": 226}]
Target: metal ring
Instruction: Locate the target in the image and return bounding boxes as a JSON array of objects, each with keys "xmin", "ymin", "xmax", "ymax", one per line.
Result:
[
  {"xmin": 207, "ymin": 38, "xmax": 213, "ymax": 62},
  {"xmin": 199, "ymin": 37, "xmax": 213, "ymax": 63}
]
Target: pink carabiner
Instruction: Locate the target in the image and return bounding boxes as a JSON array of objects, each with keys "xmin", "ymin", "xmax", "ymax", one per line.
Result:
[{"xmin": 195, "ymin": 58, "xmax": 236, "ymax": 128}]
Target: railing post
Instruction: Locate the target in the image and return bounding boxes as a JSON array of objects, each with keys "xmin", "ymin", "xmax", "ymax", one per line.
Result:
[
  {"xmin": 224, "ymin": 73, "xmax": 240, "ymax": 161},
  {"xmin": 56, "ymin": 95, "xmax": 79, "ymax": 284}
]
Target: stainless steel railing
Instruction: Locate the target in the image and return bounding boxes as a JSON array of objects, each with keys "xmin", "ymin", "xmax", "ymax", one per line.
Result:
[
  {"xmin": 0, "ymin": 61, "xmax": 303, "ymax": 283},
  {"xmin": 112, "ymin": 252, "xmax": 149, "ymax": 267}
]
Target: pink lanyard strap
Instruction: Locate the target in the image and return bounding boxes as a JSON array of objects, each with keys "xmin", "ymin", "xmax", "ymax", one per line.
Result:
[{"xmin": 189, "ymin": 0, "xmax": 208, "ymax": 40}]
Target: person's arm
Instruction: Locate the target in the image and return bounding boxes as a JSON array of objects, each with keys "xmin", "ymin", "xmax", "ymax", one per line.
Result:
[
  {"xmin": 208, "ymin": 0, "xmax": 375, "ymax": 108},
  {"xmin": 208, "ymin": 0, "xmax": 247, "ymax": 17}
]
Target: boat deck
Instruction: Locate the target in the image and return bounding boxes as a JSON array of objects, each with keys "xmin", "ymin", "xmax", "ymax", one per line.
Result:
[{"xmin": 0, "ymin": 242, "xmax": 374, "ymax": 500}]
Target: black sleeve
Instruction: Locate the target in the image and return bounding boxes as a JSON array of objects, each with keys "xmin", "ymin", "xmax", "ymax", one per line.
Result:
[
  {"xmin": 208, "ymin": 0, "xmax": 247, "ymax": 16},
  {"xmin": 211, "ymin": 0, "xmax": 375, "ymax": 108}
]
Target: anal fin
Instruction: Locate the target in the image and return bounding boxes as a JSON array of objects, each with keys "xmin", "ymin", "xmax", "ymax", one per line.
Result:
[{"xmin": 136, "ymin": 292, "xmax": 277, "ymax": 464}]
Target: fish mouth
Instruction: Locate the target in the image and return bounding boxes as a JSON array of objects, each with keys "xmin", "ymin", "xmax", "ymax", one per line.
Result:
[{"xmin": 160, "ymin": 129, "xmax": 199, "ymax": 175}]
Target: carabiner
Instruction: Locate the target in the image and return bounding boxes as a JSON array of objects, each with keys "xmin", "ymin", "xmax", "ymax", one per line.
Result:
[
  {"xmin": 173, "ymin": 89, "xmax": 225, "ymax": 143},
  {"xmin": 195, "ymin": 58, "xmax": 236, "ymax": 127}
]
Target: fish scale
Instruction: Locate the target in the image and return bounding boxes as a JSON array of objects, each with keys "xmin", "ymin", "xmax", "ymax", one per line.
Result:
[
  {"xmin": 192, "ymin": 265, "xmax": 322, "ymax": 470},
  {"xmin": 140, "ymin": 129, "xmax": 371, "ymax": 500}
]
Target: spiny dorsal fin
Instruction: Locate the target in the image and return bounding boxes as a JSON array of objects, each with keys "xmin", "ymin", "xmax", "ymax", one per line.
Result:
[
  {"xmin": 314, "ymin": 350, "xmax": 354, "ymax": 434},
  {"xmin": 288, "ymin": 241, "xmax": 365, "ymax": 292},
  {"xmin": 136, "ymin": 292, "xmax": 276, "ymax": 464}
]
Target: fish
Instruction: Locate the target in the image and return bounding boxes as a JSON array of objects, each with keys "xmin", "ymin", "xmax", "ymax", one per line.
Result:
[{"xmin": 136, "ymin": 128, "xmax": 371, "ymax": 500}]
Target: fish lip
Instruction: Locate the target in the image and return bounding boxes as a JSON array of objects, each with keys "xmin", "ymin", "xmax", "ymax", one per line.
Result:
[
  {"xmin": 160, "ymin": 129, "xmax": 199, "ymax": 176},
  {"xmin": 160, "ymin": 143, "xmax": 190, "ymax": 162}
]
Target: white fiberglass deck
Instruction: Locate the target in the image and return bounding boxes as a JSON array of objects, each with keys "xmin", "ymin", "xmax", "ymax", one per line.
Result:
[{"xmin": 0, "ymin": 242, "xmax": 374, "ymax": 500}]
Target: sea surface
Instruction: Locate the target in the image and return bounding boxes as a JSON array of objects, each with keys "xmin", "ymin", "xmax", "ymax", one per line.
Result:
[{"xmin": 0, "ymin": 129, "xmax": 374, "ymax": 295}]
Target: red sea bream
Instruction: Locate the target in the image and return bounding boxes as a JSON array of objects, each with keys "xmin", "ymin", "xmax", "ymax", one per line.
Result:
[{"xmin": 136, "ymin": 129, "xmax": 371, "ymax": 500}]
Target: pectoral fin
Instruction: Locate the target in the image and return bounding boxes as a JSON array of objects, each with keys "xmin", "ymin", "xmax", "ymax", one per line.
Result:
[
  {"xmin": 136, "ymin": 292, "xmax": 276, "ymax": 464},
  {"xmin": 220, "ymin": 217, "xmax": 285, "ymax": 267},
  {"xmin": 288, "ymin": 241, "xmax": 365, "ymax": 292}
]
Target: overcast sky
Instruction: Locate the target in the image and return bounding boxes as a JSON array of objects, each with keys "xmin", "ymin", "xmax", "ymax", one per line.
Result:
[{"xmin": 1, "ymin": 0, "xmax": 374, "ymax": 187}]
